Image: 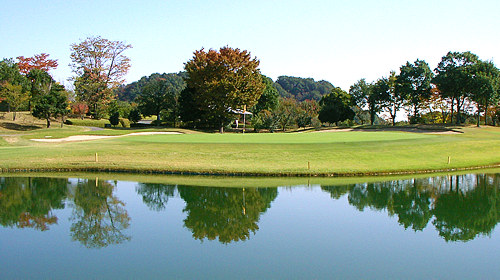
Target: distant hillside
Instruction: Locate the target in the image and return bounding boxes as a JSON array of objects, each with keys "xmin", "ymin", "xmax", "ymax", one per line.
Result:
[
  {"xmin": 275, "ymin": 76, "xmax": 335, "ymax": 101},
  {"xmin": 117, "ymin": 73, "xmax": 335, "ymax": 103},
  {"xmin": 116, "ymin": 72, "xmax": 187, "ymax": 102}
]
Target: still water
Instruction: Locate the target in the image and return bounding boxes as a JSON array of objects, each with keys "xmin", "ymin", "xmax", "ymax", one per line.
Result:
[{"xmin": 0, "ymin": 172, "xmax": 499, "ymax": 279}]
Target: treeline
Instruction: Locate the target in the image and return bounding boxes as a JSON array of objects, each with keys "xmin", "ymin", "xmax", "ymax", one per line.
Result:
[{"xmin": 1, "ymin": 35, "xmax": 499, "ymax": 130}]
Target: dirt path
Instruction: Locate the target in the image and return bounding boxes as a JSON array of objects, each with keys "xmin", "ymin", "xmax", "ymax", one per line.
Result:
[{"xmin": 30, "ymin": 131, "xmax": 182, "ymax": 143}]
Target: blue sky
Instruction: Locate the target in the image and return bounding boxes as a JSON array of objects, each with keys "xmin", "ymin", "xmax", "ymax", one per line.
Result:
[{"xmin": 1, "ymin": 0, "xmax": 499, "ymax": 90}]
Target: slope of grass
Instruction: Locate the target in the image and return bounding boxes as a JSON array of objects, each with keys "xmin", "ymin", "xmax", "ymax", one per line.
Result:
[{"xmin": 0, "ymin": 125, "xmax": 498, "ymax": 176}]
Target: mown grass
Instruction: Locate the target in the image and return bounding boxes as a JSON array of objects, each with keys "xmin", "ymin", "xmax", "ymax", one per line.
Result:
[
  {"xmin": 0, "ymin": 125, "xmax": 498, "ymax": 176},
  {"xmin": 3, "ymin": 168, "xmax": 499, "ymax": 188}
]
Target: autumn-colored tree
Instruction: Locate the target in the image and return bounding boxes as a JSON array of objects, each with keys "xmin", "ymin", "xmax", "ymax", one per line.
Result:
[
  {"xmin": 70, "ymin": 36, "xmax": 132, "ymax": 118},
  {"xmin": 71, "ymin": 102, "xmax": 89, "ymax": 119},
  {"xmin": 16, "ymin": 53, "xmax": 58, "ymax": 75},
  {"xmin": 183, "ymin": 46, "xmax": 265, "ymax": 132}
]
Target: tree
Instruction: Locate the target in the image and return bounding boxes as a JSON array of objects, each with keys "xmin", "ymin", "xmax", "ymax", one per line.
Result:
[
  {"xmin": 376, "ymin": 71, "xmax": 404, "ymax": 126},
  {"xmin": 275, "ymin": 97, "xmax": 300, "ymax": 131},
  {"xmin": 0, "ymin": 82, "xmax": 29, "ymax": 120},
  {"xmin": 32, "ymin": 83, "xmax": 70, "ymax": 128},
  {"xmin": 26, "ymin": 69, "xmax": 54, "ymax": 106},
  {"xmin": 319, "ymin": 87, "xmax": 355, "ymax": 125},
  {"xmin": 16, "ymin": 53, "xmax": 58, "ymax": 75},
  {"xmin": 116, "ymin": 72, "xmax": 187, "ymax": 102},
  {"xmin": 434, "ymin": 51, "xmax": 479, "ymax": 124},
  {"xmin": 71, "ymin": 102, "xmax": 89, "ymax": 119},
  {"xmin": 252, "ymin": 75, "xmax": 280, "ymax": 114},
  {"xmin": 73, "ymin": 68, "xmax": 113, "ymax": 119},
  {"xmin": 297, "ymin": 99, "xmax": 320, "ymax": 128},
  {"xmin": 183, "ymin": 46, "xmax": 265, "ymax": 133},
  {"xmin": 136, "ymin": 78, "xmax": 176, "ymax": 123},
  {"xmin": 0, "ymin": 59, "xmax": 30, "ymax": 118},
  {"xmin": 396, "ymin": 59, "xmax": 434, "ymax": 123},
  {"xmin": 349, "ymin": 78, "xmax": 382, "ymax": 125},
  {"xmin": 470, "ymin": 60, "xmax": 500, "ymax": 126},
  {"xmin": 127, "ymin": 107, "xmax": 141, "ymax": 123},
  {"xmin": 109, "ymin": 111, "xmax": 120, "ymax": 127},
  {"xmin": 70, "ymin": 36, "xmax": 132, "ymax": 118}
]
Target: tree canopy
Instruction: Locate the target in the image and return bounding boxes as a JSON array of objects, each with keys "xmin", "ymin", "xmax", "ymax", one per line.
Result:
[
  {"xmin": 70, "ymin": 36, "xmax": 132, "ymax": 119},
  {"xmin": 182, "ymin": 46, "xmax": 265, "ymax": 132},
  {"xmin": 318, "ymin": 87, "xmax": 355, "ymax": 124}
]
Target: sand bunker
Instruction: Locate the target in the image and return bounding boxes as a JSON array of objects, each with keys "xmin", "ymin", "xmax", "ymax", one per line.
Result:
[{"xmin": 31, "ymin": 131, "xmax": 182, "ymax": 143}]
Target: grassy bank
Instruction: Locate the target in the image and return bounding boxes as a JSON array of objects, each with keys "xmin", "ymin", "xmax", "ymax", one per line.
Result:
[{"xmin": 0, "ymin": 123, "xmax": 499, "ymax": 176}]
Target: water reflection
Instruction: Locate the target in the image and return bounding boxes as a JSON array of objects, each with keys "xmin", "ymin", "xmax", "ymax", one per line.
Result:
[
  {"xmin": 0, "ymin": 177, "xmax": 68, "ymax": 231},
  {"xmin": 322, "ymin": 173, "xmax": 500, "ymax": 242},
  {"xmin": 70, "ymin": 179, "xmax": 131, "ymax": 248},
  {"xmin": 0, "ymin": 173, "xmax": 498, "ymax": 246},
  {"xmin": 178, "ymin": 186, "xmax": 277, "ymax": 243}
]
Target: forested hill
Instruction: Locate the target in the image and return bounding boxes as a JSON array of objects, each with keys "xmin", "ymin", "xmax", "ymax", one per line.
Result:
[
  {"xmin": 116, "ymin": 72, "xmax": 187, "ymax": 101},
  {"xmin": 274, "ymin": 76, "xmax": 335, "ymax": 101},
  {"xmin": 117, "ymin": 72, "xmax": 334, "ymax": 102}
]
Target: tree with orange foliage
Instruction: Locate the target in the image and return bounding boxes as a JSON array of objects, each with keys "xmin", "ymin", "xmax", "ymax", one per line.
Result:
[
  {"xmin": 183, "ymin": 46, "xmax": 265, "ymax": 132},
  {"xmin": 16, "ymin": 53, "xmax": 58, "ymax": 75}
]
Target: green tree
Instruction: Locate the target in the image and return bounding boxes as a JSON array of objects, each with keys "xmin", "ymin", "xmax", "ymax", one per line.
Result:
[
  {"xmin": 470, "ymin": 60, "xmax": 500, "ymax": 126},
  {"xmin": 376, "ymin": 71, "xmax": 404, "ymax": 126},
  {"xmin": 127, "ymin": 107, "xmax": 142, "ymax": 123},
  {"xmin": 0, "ymin": 82, "xmax": 29, "ymax": 121},
  {"xmin": 183, "ymin": 46, "xmax": 265, "ymax": 133},
  {"xmin": 433, "ymin": 51, "xmax": 479, "ymax": 124},
  {"xmin": 136, "ymin": 78, "xmax": 176, "ymax": 123},
  {"xmin": 32, "ymin": 83, "xmax": 70, "ymax": 128},
  {"xmin": 349, "ymin": 79, "xmax": 383, "ymax": 125},
  {"xmin": 396, "ymin": 59, "xmax": 434, "ymax": 123},
  {"xmin": 319, "ymin": 87, "xmax": 355, "ymax": 125},
  {"xmin": 0, "ymin": 59, "xmax": 30, "ymax": 119},
  {"xmin": 252, "ymin": 75, "xmax": 280, "ymax": 114}
]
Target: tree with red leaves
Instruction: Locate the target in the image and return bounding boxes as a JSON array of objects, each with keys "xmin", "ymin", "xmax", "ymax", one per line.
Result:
[{"xmin": 16, "ymin": 53, "xmax": 58, "ymax": 75}]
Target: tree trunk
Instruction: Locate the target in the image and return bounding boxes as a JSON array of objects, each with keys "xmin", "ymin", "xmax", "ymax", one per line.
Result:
[
  {"xmin": 219, "ymin": 125, "xmax": 224, "ymax": 134},
  {"xmin": 12, "ymin": 111, "xmax": 16, "ymax": 121},
  {"xmin": 392, "ymin": 105, "xmax": 396, "ymax": 126},
  {"xmin": 46, "ymin": 118, "xmax": 51, "ymax": 128},
  {"xmin": 484, "ymin": 105, "xmax": 488, "ymax": 126},
  {"xmin": 477, "ymin": 108, "xmax": 480, "ymax": 127},
  {"xmin": 450, "ymin": 98, "xmax": 454, "ymax": 124}
]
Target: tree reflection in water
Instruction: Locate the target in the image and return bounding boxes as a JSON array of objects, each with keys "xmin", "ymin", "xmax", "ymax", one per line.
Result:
[
  {"xmin": 70, "ymin": 179, "xmax": 131, "ymax": 248},
  {"xmin": 136, "ymin": 183, "xmax": 176, "ymax": 211},
  {"xmin": 178, "ymin": 186, "xmax": 278, "ymax": 244},
  {"xmin": 0, "ymin": 173, "xmax": 497, "ymax": 245},
  {"xmin": 322, "ymin": 173, "xmax": 500, "ymax": 242},
  {"xmin": 0, "ymin": 177, "xmax": 68, "ymax": 231}
]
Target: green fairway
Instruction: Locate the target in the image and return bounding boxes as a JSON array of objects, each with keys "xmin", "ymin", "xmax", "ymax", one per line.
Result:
[
  {"xmin": 0, "ymin": 126, "xmax": 499, "ymax": 176},
  {"xmin": 119, "ymin": 130, "xmax": 433, "ymax": 144}
]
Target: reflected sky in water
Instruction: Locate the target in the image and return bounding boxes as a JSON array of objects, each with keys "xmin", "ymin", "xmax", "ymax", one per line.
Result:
[{"xmin": 0, "ymin": 173, "xmax": 499, "ymax": 279}]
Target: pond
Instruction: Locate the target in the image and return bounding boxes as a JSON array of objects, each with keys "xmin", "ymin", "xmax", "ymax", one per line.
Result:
[{"xmin": 0, "ymin": 172, "xmax": 499, "ymax": 279}]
